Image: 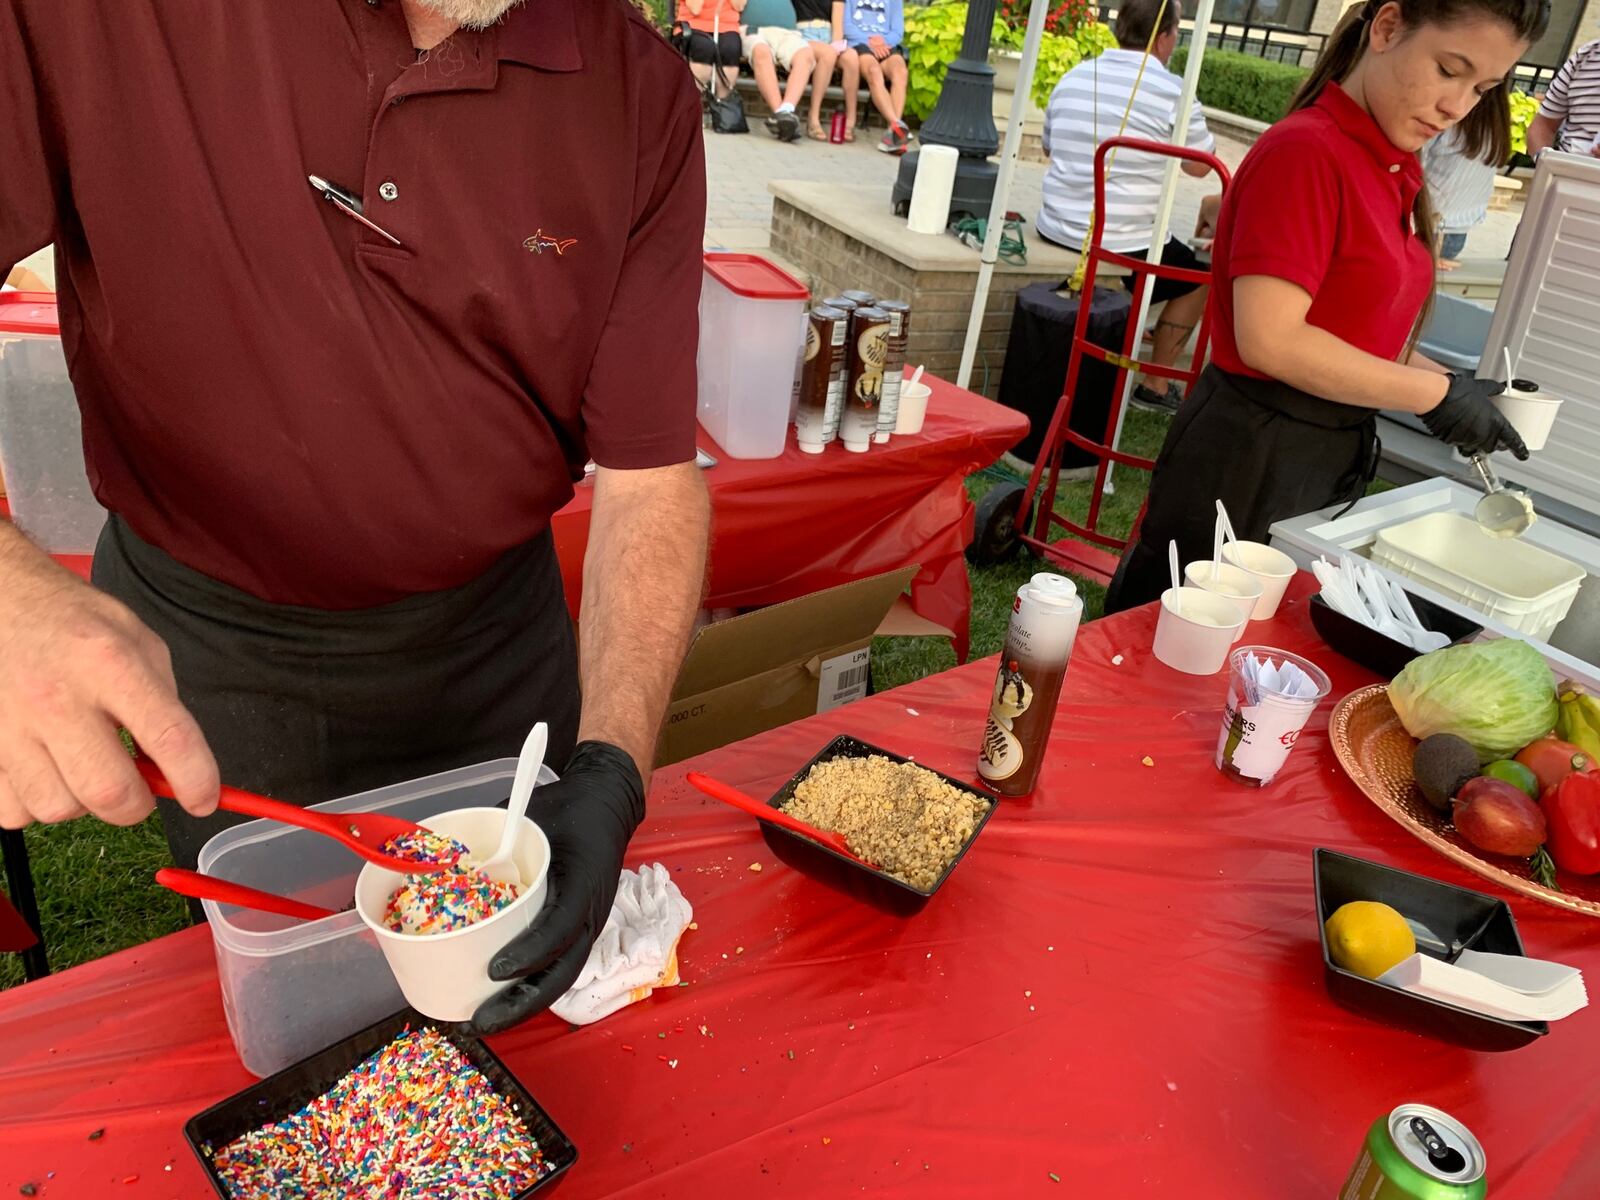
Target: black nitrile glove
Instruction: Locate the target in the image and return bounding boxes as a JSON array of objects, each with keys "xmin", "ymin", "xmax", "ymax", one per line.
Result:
[
  {"xmin": 470, "ymin": 740, "xmax": 645, "ymax": 1034},
  {"xmin": 1422, "ymin": 374, "xmax": 1530, "ymax": 460}
]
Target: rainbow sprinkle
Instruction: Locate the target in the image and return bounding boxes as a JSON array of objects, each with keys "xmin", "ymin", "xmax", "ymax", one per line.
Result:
[
  {"xmin": 384, "ymin": 869, "xmax": 520, "ymax": 936},
  {"xmin": 380, "ymin": 830, "xmax": 472, "ymax": 868},
  {"xmin": 212, "ymin": 1027, "xmax": 548, "ymax": 1199}
]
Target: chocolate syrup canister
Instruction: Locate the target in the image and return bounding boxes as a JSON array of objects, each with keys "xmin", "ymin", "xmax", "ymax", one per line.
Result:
[
  {"xmin": 977, "ymin": 573, "xmax": 1082, "ymax": 797},
  {"xmin": 842, "ymin": 306, "xmax": 890, "ymax": 452},
  {"xmin": 874, "ymin": 299, "xmax": 911, "ymax": 443},
  {"xmin": 795, "ymin": 306, "xmax": 848, "ymax": 454}
]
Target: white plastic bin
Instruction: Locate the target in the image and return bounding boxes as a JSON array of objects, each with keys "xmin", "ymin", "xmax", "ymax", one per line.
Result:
[
  {"xmin": 195, "ymin": 757, "xmax": 556, "ymax": 1077},
  {"xmin": 1371, "ymin": 511, "xmax": 1586, "ymax": 641},
  {"xmin": 0, "ymin": 293, "xmax": 106, "ymax": 553},
  {"xmin": 696, "ymin": 253, "xmax": 808, "ymax": 459}
]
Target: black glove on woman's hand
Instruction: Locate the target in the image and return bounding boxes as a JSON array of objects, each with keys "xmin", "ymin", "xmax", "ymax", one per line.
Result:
[
  {"xmin": 470, "ymin": 740, "xmax": 645, "ymax": 1035},
  {"xmin": 1422, "ymin": 373, "xmax": 1530, "ymax": 460}
]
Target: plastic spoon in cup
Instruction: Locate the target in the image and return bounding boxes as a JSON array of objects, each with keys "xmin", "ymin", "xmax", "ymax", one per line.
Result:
[
  {"xmin": 907, "ymin": 363, "xmax": 925, "ymax": 389},
  {"xmin": 683, "ymin": 771, "xmax": 878, "ymax": 869},
  {"xmin": 478, "ymin": 721, "xmax": 547, "ymax": 887},
  {"xmin": 1215, "ymin": 499, "xmax": 1240, "ymax": 547},
  {"xmin": 1163, "ymin": 540, "xmax": 1182, "ymax": 614},
  {"xmin": 134, "ymin": 757, "xmax": 453, "ymax": 875},
  {"xmin": 155, "ymin": 867, "xmax": 340, "ymax": 922}
]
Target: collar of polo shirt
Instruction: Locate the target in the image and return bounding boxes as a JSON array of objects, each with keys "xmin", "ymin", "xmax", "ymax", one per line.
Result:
[{"xmin": 1313, "ymin": 81, "xmax": 1421, "ymax": 185}]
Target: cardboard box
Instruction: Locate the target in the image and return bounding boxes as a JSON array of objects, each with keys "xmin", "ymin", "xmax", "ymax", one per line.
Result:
[{"xmin": 655, "ymin": 565, "xmax": 918, "ymax": 767}]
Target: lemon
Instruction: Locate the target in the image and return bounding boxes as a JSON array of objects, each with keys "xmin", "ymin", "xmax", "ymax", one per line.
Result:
[{"xmin": 1324, "ymin": 901, "xmax": 1416, "ymax": 979}]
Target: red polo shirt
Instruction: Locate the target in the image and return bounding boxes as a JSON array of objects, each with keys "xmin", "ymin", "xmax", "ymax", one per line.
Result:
[
  {"xmin": 1207, "ymin": 82, "xmax": 1433, "ymax": 379},
  {"xmin": 0, "ymin": 0, "xmax": 704, "ymax": 606}
]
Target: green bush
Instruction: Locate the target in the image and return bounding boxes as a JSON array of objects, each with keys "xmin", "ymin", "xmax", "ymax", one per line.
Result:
[
  {"xmin": 1509, "ymin": 90, "xmax": 1538, "ymax": 159},
  {"xmin": 1167, "ymin": 47, "xmax": 1308, "ymax": 124},
  {"xmin": 906, "ymin": 2, "xmax": 1014, "ymax": 121}
]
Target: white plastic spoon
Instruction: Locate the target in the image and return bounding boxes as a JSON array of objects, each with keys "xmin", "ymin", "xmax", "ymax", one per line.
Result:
[{"xmin": 478, "ymin": 721, "xmax": 548, "ymax": 887}]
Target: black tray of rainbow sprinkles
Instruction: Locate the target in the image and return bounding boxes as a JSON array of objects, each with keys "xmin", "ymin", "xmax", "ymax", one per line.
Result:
[{"xmin": 186, "ymin": 1007, "xmax": 577, "ymax": 1198}]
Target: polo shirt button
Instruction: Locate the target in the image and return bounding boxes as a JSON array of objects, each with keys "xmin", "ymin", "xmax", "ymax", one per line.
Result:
[
  {"xmin": 379, "ymin": 181, "xmax": 399, "ymax": 201},
  {"xmin": 1388, "ymin": 164, "xmax": 1400, "ymax": 173}
]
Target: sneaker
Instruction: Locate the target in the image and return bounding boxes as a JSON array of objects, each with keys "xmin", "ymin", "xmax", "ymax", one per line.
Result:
[
  {"xmin": 774, "ymin": 109, "xmax": 800, "ymax": 142},
  {"xmin": 877, "ymin": 122, "xmax": 909, "ymax": 156},
  {"xmin": 1130, "ymin": 381, "xmax": 1182, "ymax": 414}
]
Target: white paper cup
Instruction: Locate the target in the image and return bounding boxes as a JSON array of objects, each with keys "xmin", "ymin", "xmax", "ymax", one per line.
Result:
[
  {"xmin": 1221, "ymin": 541, "xmax": 1298, "ymax": 620},
  {"xmin": 1152, "ymin": 586, "xmax": 1248, "ymax": 675},
  {"xmin": 894, "ymin": 379, "xmax": 931, "ymax": 435},
  {"xmin": 1492, "ymin": 390, "xmax": 1562, "ymax": 453},
  {"xmin": 355, "ymin": 807, "xmax": 551, "ymax": 1022},
  {"xmin": 1183, "ymin": 560, "xmax": 1265, "ymax": 643}
]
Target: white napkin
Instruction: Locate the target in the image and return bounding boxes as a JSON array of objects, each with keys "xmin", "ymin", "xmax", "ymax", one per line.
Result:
[
  {"xmin": 550, "ymin": 863, "xmax": 694, "ymax": 1026},
  {"xmin": 1378, "ymin": 951, "xmax": 1588, "ymax": 1023},
  {"xmin": 1240, "ymin": 652, "xmax": 1322, "ymax": 703}
]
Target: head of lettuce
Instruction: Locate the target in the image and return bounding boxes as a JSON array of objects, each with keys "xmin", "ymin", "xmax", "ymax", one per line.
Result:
[{"xmin": 1391, "ymin": 639, "xmax": 1558, "ymax": 764}]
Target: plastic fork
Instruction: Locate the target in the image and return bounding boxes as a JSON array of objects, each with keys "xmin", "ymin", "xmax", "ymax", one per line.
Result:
[
  {"xmin": 684, "ymin": 771, "xmax": 878, "ymax": 869},
  {"xmin": 155, "ymin": 867, "xmax": 340, "ymax": 922},
  {"xmin": 134, "ymin": 757, "xmax": 452, "ymax": 874}
]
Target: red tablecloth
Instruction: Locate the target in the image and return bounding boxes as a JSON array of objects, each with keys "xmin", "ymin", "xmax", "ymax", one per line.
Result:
[
  {"xmin": 3, "ymin": 578, "xmax": 1597, "ymax": 1199},
  {"xmin": 21, "ymin": 375, "xmax": 1025, "ymax": 661}
]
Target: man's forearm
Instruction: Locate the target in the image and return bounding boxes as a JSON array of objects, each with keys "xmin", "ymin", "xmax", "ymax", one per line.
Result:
[
  {"xmin": 1526, "ymin": 114, "xmax": 1559, "ymax": 158},
  {"xmin": 576, "ymin": 463, "xmax": 710, "ymax": 781}
]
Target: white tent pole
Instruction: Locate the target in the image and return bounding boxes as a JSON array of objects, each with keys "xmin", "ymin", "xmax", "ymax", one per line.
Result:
[
  {"xmin": 1103, "ymin": 0, "xmax": 1218, "ymax": 481},
  {"xmin": 955, "ymin": 0, "xmax": 1051, "ymax": 391}
]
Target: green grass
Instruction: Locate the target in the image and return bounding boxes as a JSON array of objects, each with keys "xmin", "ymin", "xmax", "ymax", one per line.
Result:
[
  {"xmin": 871, "ymin": 407, "xmax": 1170, "ymax": 691},
  {"xmin": 1, "ymin": 408, "xmax": 1171, "ymax": 988},
  {"xmin": 1, "ymin": 813, "xmax": 189, "ymax": 989}
]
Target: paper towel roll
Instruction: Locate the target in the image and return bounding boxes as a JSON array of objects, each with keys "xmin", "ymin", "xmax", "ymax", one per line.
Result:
[{"xmin": 907, "ymin": 145, "xmax": 959, "ymax": 236}]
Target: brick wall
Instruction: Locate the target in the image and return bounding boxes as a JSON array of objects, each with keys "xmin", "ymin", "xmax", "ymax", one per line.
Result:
[{"xmin": 770, "ymin": 199, "xmax": 1086, "ymax": 397}]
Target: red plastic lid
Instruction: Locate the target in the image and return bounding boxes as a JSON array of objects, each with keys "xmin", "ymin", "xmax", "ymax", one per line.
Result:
[
  {"xmin": 0, "ymin": 292, "xmax": 60, "ymax": 336},
  {"xmin": 702, "ymin": 253, "xmax": 808, "ymax": 301}
]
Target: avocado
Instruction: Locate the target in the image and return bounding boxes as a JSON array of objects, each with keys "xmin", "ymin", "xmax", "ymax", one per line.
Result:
[{"xmin": 1412, "ymin": 733, "xmax": 1479, "ymax": 814}]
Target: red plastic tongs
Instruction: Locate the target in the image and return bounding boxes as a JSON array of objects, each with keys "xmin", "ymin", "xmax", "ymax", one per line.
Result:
[
  {"xmin": 134, "ymin": 757, "xmax": 451, "ymax": 874},
  {"xmin": 154, "ymin": 868, "xmax": 340, "ymax": 922},
  {"xmin": 684, "ymin": 771, "xmax": 877, "ymax": 869}
]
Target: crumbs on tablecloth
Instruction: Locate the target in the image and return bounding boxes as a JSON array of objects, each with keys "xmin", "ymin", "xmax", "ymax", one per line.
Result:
[{"xmin": 212, "ymin": 1027, "xmax": 548, "ymax": 1199}]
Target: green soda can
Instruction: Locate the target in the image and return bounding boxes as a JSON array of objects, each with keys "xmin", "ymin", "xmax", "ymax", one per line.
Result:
[{"xmin": 1339, "ymin": 1104, "xmax": 1486, "ymax": 1199}]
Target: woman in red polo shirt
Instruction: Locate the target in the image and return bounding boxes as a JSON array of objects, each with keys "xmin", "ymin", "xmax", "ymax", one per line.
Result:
[{"xmin": 1106, "ymin": 0, "xmax": 1547, "ymax": 611}]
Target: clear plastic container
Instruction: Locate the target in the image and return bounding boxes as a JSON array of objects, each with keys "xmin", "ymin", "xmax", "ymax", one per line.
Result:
[
  {"xmin": 0, "ymin": 293, "xmax": 106, "ymax": 553},
  {"xmin": 696, "ymin": 253, "xmax": 808, "ymax": 459},
  {"xmin": 195, "ymin": 757, "xmax": 556, "ymax": 1077},
  {"xmin": 1371, "ymin": 511, "xmax": 1586, "ymax": 641}
]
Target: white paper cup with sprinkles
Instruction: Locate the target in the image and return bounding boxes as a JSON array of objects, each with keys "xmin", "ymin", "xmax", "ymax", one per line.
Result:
[{"xmin": 355, "ymin": 807, "xmax": 551, "ymax": 1022}]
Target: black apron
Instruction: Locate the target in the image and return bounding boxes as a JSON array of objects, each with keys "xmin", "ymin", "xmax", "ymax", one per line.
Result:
[
  {"xmin": 1104, "ymin": 364, "xmax": 1380, "ymax": 614},
  {"xmin": 92, "ymin": 516, "xmax": 581, "ymax": 871}
]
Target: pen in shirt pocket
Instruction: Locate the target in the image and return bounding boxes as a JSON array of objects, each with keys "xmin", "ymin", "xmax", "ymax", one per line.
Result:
[{"xmin": 307, "ymin": 174, "xmax": 403, "ymax": 247}]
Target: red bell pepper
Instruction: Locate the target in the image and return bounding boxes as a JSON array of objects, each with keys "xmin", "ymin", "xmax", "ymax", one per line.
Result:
[{"xmin": 1541, "ymin": 772, "xmax": 1600, "ymax": 876}]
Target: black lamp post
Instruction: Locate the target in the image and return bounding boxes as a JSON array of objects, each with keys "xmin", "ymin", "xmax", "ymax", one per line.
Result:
[{"xmin": 891, "ymin": 0, "xmax": 1003, "ymax": 221}]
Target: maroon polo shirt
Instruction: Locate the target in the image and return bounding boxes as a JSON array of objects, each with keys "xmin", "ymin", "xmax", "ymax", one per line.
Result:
[
  {"xmin": 1208, "ymin": 82, "xmax": 1433, "ymax": 380},
  {"xmin": 0, "ymin": 0, "xmax": 705, "ymax": 606}
]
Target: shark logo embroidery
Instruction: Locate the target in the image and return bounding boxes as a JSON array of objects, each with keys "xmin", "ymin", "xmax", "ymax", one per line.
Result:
[{"xmin": 523, "ymin": 228, "xmax": 578, "ymax": 256}]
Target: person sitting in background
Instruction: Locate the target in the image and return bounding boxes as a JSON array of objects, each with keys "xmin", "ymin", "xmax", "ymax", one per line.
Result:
[
  {"xmin": 842, "ymin": 0, "xmax": 911, "ymax": 154},
  {"xmin": 1035, "ymin": 0, "xmax": 1217, "ymax": 414},
  {"xmin": 677, "ymin": 0, "xmax": 747, "ymax": 104},
  {"xmin": 1526, "ymin": 38, "xmax": 1600, "ymax": 157},
  {"xmin": 742, "ymin": 0, "xmax": 816, "ymax": 141},
  {"xmin": 796, "ymin": 0, "xmax": 858, "ymax": 141},
  {"xmin": 1422, "ymin": 125, "xmax": 1496, "ymax": 269}
]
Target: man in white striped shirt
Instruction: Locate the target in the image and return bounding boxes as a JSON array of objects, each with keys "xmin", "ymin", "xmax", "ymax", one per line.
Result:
[
  {"xmin": 1527, "ymin": 39, "xmax": 1600, "ymax": 158},
  {"xmin": 1421, "ymin": 126, "xmax": 1495, "ymax": 268},
  {"xmin": 1036, "ymin": 0, "xmax": 1217, "ymax": 412}
]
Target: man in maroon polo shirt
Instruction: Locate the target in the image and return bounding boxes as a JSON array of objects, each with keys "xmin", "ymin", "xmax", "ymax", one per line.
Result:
[{"xmin": 0, "ymin": 0, "xmax": 710, "ymax": 1032}]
